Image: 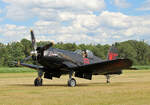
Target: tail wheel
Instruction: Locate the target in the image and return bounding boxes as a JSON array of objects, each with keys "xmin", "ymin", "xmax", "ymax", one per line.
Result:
[
  {"xmin": 34, "ymin": 78, "xmax": 43, "ymax": 86},
  {"xmin": 68, "ymin": 78, "xmax": 76, "ymax": 87}
]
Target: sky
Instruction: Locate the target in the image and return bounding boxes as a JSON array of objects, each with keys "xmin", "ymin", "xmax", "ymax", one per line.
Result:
[{"xmin": 0, "ymin": 0, "xmax": 150, "ymax": 44}]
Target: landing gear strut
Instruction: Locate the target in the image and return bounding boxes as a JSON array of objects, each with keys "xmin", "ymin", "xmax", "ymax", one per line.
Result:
[
  {"xmin": 68, "ymin": 71, "xmax": 76, "ymax": 87},
  {"xmin": 106, "ymin": 75, "xmax": 110, "ymax": 83},
  {"xmin": 34, "ymin": 70, "xmax": 43, "ymax": 86},
  {"xmin": 34, "ymin": 77, "xmax": 43, "ymax": 86}
]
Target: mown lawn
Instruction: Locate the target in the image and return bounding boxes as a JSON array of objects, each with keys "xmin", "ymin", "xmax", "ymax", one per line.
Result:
[
  {"xmin": 0, "ymin": 67, "xmax": 35, "ymax": 73},
  {"xmin": 132, "ymin": 65, "xmax": 150, "ymax": 70},
  {"xmin": 0, "ymin": 69, "xmax": 150, "ymax": 105}
]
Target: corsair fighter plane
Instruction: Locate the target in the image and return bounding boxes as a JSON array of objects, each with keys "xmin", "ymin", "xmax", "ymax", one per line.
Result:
[{"xmin": 14, "ymin": 30, "xmax": 132, "ymax": 87}]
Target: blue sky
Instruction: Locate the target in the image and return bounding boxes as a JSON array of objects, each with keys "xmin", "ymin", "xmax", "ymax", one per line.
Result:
[{"xmin": 0, "ymin": 0, "xmax": 150, "ymax": 44}]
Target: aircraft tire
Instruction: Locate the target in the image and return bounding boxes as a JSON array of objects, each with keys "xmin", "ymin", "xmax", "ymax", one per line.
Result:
[
  {"xmin": 68, "ymin": 78, "xmax": 76, "ymax": 87},
  {"xmin": 34, "ymin": 78, "xmax": 43, "ymax": 86}
]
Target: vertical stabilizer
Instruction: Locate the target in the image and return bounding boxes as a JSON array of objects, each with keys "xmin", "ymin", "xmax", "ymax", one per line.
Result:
[{"xmin": 107, "ymin": 44, "xmax": 118, "ymax": 60}]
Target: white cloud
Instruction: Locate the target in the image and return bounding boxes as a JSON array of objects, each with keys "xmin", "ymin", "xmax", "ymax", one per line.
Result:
[
  {"xmin": 3, "ymin": 0, "xmax": 105, "ymax": 21},
  {"xmin": 0, "ymin": 9, "xmax": 2, "ymax": 14},
  {"xmin": 113, "ymin": 35, "xmax": 121, "ymax": 39},
  {"xmin": 1, "ymin": 0, "xmax": 150, "ymax": 45},
  {"xmin": 137, "ymin": 0, "xmax": 150, "ymax": 11},
  {"xmin": 31, "ymin": 11, "xmax": 150, "ymax": 44},
  {"xmin": 113, "ymin": 0, "xmax": 130, "ymax": 8},
  {"xmin": 98, "ymin": 11, "xmax": 130, "ymax": 29},
  {"xmin": 0, "ymin": 18, "xmax": 3, "ymax": 22},
  {"xmin": 0, "ymin": 24, "xmax": 28, "ymax": 43},
  {"xmin": 4, "ymin": 0, "xmax": 105, "ymax": 11},
  {"xmin": 0, "ymin": 9, "xmax": 3, "ymax": 22}
]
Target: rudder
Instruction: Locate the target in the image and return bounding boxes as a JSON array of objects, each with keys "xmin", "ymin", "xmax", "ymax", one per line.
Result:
[{"xmin": 107, "ymin": 44, "xmax": 118, "ymax": 60}]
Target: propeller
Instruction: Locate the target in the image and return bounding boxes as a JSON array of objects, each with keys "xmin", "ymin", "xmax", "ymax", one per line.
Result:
[
  {"xmin": 30, "ymin": 30, "xmax": 38, "ymax": 57},
  {"xmin": 31, "ymin": 30, "xmax": 37, "ymax": 51},
  {"xmin": 31, "ymin": 30, "xmax": 54, "ymax": 52},
  {"xmin": 21, "ymin": 30, "xmax": 54, "ymax": 63}
]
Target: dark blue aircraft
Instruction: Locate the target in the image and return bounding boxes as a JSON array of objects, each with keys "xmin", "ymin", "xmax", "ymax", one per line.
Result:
[{"xmin": 14, "ymin": 30, "xmax": 132, "ymax": 87}]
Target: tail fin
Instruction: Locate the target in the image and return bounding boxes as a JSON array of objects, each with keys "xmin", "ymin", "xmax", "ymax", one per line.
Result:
[{"xmin": 107, "ymin": 44, "xmax": 118, "ymax": 60}]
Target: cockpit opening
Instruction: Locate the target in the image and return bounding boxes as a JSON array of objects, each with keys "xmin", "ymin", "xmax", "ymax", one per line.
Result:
[{"xmin": 74, "ymin": 49, "xmax": 94, "ymax": 58}]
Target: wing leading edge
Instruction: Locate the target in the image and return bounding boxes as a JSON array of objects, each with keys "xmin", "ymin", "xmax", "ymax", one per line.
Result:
[{"xmin": 12, "ymin": 61, "xmax": 43, "ymax": 70}]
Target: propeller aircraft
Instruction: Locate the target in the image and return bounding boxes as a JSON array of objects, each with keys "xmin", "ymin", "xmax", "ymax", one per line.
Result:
[{"xmin": 14, "ymin": 30, "xmax": 132, "ymax": 87}]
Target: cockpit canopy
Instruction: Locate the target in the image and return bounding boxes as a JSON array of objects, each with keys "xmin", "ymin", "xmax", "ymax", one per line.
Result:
[
  {"xmin": 74, "ymin": 49, "xmax": 94, "ymax": 58},
  {"xmin": 86, "ymin": 50, "xmax": 94, "ymax": 58},
  {"xmin": 74, "ymin": 50, "xmax": 82, "ymax": 55}
]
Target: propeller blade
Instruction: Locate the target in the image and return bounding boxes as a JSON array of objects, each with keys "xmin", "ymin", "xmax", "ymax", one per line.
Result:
[
  {"xmin": 30, "ymin": 30, "xmax": 37, "ymax": 51},
  {"xmin": 21, "ymin": 56, "xmax": 32, "ymax": 63}
]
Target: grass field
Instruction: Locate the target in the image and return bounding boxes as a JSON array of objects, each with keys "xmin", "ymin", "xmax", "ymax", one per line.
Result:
[
  {"xmin": 0, "ymin": 67, "xmax": 35, "ymax": 73},
  {"xmin": 132, "ymin": 65, "xmax": 150, "ymax": 70},
  {"xmin": 0, "ymin": 69, "xmax": 150, "ymax": 105}
]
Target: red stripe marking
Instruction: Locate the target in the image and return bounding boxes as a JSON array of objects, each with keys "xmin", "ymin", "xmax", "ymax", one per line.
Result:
[
  {"xmin": 83, "ymin": 58, "xmax": 90, "ymax": 64},
  {"xmin": 109, "ymin": 53, "xmax": 118, "ymax": 60}
]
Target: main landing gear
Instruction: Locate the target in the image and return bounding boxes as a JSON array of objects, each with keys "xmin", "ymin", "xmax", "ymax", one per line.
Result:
[
  {"xmin": 34, "ymin": 77, "xmax": 43, "ymax": 86},
  {"xmin": 68, "ymin": 71, "xmax": 76, "ymax": 87},
  {"xmin": 106, "ymin": 74, "xmax": 110, "ymax": 83},
  {"xmin": 34, "ymin": 70, "xmax": 43, "ymax": 86},
  {"xmin": 33, "ymin": 70, "xmax": 77, "ymax": 87}
]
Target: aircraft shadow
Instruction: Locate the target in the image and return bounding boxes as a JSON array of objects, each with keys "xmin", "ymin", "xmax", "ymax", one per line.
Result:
[
  {"xmin": 10, "ymin": 82, "xmax": 121, "ymax": 87},
  {"xmin": 10, "ymin": 84, "xmax": 89, "ymax": 87}
]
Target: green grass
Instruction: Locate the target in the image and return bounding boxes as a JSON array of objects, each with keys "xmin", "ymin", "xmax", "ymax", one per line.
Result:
[
  {"xmin": 0, "ymin": 67, "xmax": 35, "ymax": 73},
  {"xmin": 0, "ymin": 69, "xmax": 150, "ymax": 105},
  {"xmin": 132, "ymin": 65, "xmax": 150, "ymax": 70}
]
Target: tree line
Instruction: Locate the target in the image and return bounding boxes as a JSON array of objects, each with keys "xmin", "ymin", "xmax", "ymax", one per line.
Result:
[{"xmin": 0, "ymin": 39, "xmax": 150, "ymax": 67}]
